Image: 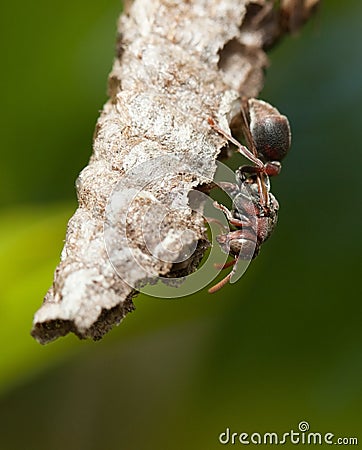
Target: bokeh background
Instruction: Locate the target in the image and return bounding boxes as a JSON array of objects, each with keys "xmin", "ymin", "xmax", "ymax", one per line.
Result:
[{"xmin": 1, "ymin": 1, "xmax": 361, "ymax": 448}]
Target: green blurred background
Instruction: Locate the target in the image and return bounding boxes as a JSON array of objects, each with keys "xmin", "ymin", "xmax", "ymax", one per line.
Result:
[{"xmin": 0, "ymin": 1, "xmax": 361, "ymax": 448}]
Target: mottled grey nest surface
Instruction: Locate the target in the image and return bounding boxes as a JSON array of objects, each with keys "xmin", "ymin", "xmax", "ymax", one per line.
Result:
[{"xmin": 31, "ymin": 0, "xmax": 320, "ymax": 344}]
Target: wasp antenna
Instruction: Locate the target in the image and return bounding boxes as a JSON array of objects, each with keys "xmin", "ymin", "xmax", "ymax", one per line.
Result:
[
  {"xmin": 213, "ymin": 259, "xmax": 236, "ymax": 271},
  {"xmin": 208, "ymin": 273, "xmax": 232, "ymax": 294}
]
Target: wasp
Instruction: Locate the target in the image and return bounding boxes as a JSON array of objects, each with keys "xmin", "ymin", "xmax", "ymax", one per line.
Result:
[{"xmin": 208, "ymin": 98, "xmax": 291, "ymax": 293}]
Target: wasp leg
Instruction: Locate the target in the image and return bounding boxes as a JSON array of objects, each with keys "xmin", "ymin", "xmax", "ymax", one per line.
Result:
[
  {"xmin": 236, "ymin": 167, "xmax": 269, "ymax": 209},
  {"xmin": 239, "ymin": 162, "xmax": 281, "ymax": 177},
  {"xmin": 216, "ymin": 182, "xmax": 240, "ymax": 200},
  {"xmin": 208, "ymin": 117, "xmax": 264, "ymax": 170},
  {"xmin": 213, "ymin": 201, "xmax": 233, "ymax": 220},
  {"xmin": 205, "ymin": 217, "xmax": 228, "ymax": 232},
  {"xmin": 213, "ymin": 201, "xmax": 251, "ymax": 228}
]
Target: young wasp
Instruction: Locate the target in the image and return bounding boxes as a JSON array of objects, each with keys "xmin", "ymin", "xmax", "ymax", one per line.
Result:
[{"xmin": 208, "ymin": 99, "xmax": 291, "ymax": 293}]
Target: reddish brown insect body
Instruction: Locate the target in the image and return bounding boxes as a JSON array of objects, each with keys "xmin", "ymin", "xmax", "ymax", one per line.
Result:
[
  {"xmin": 208, "ymin": 99, "xmax": 291, "ymax": 293},
  {"xmin": 241, "ymin": 98, "xmax": 291, "ymax": 176}
]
